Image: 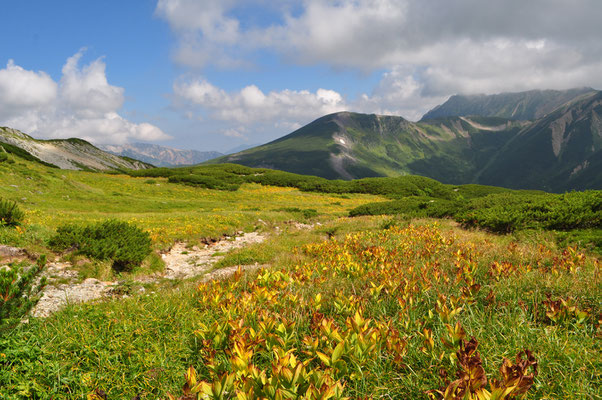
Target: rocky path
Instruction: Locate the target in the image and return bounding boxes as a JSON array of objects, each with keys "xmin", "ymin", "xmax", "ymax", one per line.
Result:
[{"xmin": 30, "ymin": 231, "xmax": 267, "ymax": 317}]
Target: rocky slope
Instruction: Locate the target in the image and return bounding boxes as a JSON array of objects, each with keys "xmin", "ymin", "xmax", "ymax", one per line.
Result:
[
  {"xmin": 0, "ymin": 127, "xmax": 152, "ymax": 171},
  {"xmin": 421, "ymin": 87, "xmax": 595, "ymax": 121}
]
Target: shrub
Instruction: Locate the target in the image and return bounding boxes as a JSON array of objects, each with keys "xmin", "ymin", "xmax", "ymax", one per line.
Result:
[
  {"xmin": 168, "ymin": 174, "xmax": 241, "ymax": 191},
  {"xmin": 456, "ymin": 191, "xmax": 602, "ymax": 233},
  {"xmin": 0, "ymin": 255, "xmax": 46, "ymax": 334},
  {"xmin": 349, "ymin": 196, "xmax": 462, "ymax": 218},
  {"xmin": 275, "ymin": 207, "xmax": 319, "ymax": 219},
  {"xmin": 49, "ymin": 220, "xmax": 152, "ymax": 272},
  {"xmin": 0, "ymin": 198, "xmax": 25, "ymax": 227}
]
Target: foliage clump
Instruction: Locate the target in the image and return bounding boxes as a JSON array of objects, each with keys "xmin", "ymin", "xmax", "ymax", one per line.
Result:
[
  {"xmin": 349, "ymin": 196, "xmax": 462, "ymax": 218},
  {"xmin": 49, "ymin": 220, "xmax": 151, "ymax": 272},
  {"xmin": 0, "ymin": 255, "xmax": 46, "ymax": 334},
  {"xmin": 456, "ymin": 191, "xmax": 601, "ymax": 232},
  {"xmin": 0, "ymin": 198, "xmax": 25, "ymax": 227},
  {"xmin": 168, "ymin": 174, "xmax": 241, "ymax": 191}
]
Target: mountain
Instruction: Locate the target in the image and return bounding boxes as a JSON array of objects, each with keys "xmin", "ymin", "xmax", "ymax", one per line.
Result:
[
  {"xmin": 421, "ymin": 87, "xmax": 595, "ymax": 121},
  {"xmin": 210, "ymin": 112, "xmax": 525, "ymax": 182},
  {"xmin": 0, "ymin": 127, "xmax": 152, "ymax": 171},
  {"xmin": 477, "ymin": 90, "xmax": 602, "ymax": 191},
  {"xmin": 224, "ymin": 143, "xmax": 261, "ymax": 155},
  {"xmin": 210, "ymin": 88, "xmax": 602, "ymax": 191},
  {"xmin": 101, "ymin": 143, "xmax": 223, "ymax": 167}
]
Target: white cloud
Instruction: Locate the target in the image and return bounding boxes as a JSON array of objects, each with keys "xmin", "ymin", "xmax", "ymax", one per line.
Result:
[
  {"xmin": 158, "ymin": 0, "xmax": 602, "ymax": 145},
  {"xmin": 0, "ymin": 61, "xmax": 57, "ymax": 117},
  {"xmin": 60, "ymin": 51, "xmax": 124, "ymax": 118},
  {"xmin": 158, "ymin": 0, "xmax": 602, "ymax": 97},
  {"xmin": 0, "ymin": 51, "xmax": 170, "ymax": 144},
  {"xmin": 174, "ymin": 78, "xmax": 347, "ymax": 129}
]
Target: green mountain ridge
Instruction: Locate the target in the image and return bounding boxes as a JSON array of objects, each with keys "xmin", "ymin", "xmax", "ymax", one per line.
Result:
[
  {"xmin": 0, "ymin": 127, "xmax": 153, "ymax": 171},
  {"xmin": 210, "ymin": 88, "xmax": 601, "ymax": 192},
  {"xmin": 421, "ymin": 87, "xmax": 596, "ymax": 121}
]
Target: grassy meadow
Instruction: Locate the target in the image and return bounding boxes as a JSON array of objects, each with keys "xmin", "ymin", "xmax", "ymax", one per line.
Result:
[{"xmin": 0, "ymin": 155, "xmax": 600, "ymax": 399}]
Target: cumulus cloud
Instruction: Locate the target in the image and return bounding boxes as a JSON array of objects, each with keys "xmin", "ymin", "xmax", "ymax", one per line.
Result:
[
  {"xmin": 0, "ymin": 61, "xmax": 57, "ymax": 118},
  {"xmin": 0, "ymin": 51, "xmax": 170, "ymax": 144},
  {"xmin": 158, "ymin": 0, "xmax": 602, "ymax": 144},
  {"xmin": 173, "ymin": 78, "xmax": 347, "ymax": 136},
  {"xmin": 158, "ymin": 0, "xmax": 602, "ymax": 105}
]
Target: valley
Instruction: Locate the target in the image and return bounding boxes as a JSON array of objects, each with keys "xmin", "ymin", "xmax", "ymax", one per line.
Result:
[
  {"xmin": 2, "ymin": 2, "xmax": 601, "ymax": 399},
  {"xmin": 0, "ymin": 149, "xmax": 599, "ymax": 399}
]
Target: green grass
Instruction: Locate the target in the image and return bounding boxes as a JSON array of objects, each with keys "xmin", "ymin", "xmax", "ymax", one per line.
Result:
[
  {"xmin": 0, "ymin": 159, "xmax": 382, "ymax": 250},
  {"xmin": 0, "ymin": 154, "xmax": 599, "ymax": 399},
  {"xmin": 0, "ymin": 219, "xmax": 598, "ymax": 399}
]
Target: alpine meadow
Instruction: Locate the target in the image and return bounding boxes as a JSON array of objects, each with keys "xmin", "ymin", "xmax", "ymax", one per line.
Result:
[{"xmin": 0, "ymin": 1, "xmax": 601, "ymax": 400}]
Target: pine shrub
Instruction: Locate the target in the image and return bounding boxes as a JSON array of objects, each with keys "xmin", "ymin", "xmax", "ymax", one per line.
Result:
[
  {"xmin": 0, "ymin": 255, "xmax": 46, "ymax": 334},
  {"xmin": 0, "ymin": 198, "xmax": 25, "ymax": 227},
  {"xmin": 49, "ymin": 220, "xmax": 152, "ymax": 272}
]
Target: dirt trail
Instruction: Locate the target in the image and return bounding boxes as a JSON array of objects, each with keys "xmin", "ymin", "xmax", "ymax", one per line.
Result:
[{"xmin": 30, "ymin": 231, "xmax": 267, "ymax": 317}]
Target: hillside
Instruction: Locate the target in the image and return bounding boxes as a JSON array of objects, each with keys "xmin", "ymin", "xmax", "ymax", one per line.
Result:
[
  {"xmin": 101, "ymin": 142, "xmax": 223, "ymax": 167},
  {"xmin": 421, "ymin": 87, "xmax": 596, "ymax": 121},
  {"xmin": 0, "ymin": 127, "xmax": 152, "ymax": 171},
  {"xmin": 478, "ymin": 91, "xmax": 602, "ymax": 191},
  {"xmin": 210, "ymin": 112, "xmax": 524, "ymax": 182},
  {"xmin": 0, "ymin": 155, "xmax": 599, "ymax": 399},
  {"xmin": 211, "ymin": 89, "xmax": 602, "ymax": 192}
]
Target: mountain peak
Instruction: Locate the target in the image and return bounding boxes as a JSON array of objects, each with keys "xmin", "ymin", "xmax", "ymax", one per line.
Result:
[{"xmin": 421, "ymin": 87, "xmax": 596, "ymax": 121}]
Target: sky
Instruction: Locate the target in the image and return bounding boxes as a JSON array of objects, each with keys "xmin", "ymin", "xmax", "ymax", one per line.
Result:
[{"xmin": 1, "ymin": 1, "xmax": 601, "ymax": 153}]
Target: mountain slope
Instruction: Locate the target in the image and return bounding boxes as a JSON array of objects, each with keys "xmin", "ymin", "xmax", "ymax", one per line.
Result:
[
  {"xmin": 210, "ymin": 112, "xmax": 524, "ymax": 183},
  {"xmin": 101, "ymin": 142, "xmax": 223, "ymax": 167},
  {"xmin": 421, "ymin": 87, "xmax": 595, "ymax": 121},
  {"xmin": 0, "ymin": 127, "xmax": 152, "ymax": 171},
  {"xmin": 478, "ymin": 91, "xmax": 602, "ymax": 191},
  {"xmin": 210, "ymin": 89, "xmax": 602, "ymax": 191}
]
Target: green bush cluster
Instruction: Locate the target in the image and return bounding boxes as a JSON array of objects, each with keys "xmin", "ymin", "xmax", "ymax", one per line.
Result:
[
  {"xmin": 456, "ymin": 191, "xmax": 601, "ymax": 233},
  {"xmin": 349, "ymin": 191, "xmax": 602, "ymax": 251},
  {"xmin": 0, "ymin": 198, "xmax": 25, "ymax": 227},
  {"xmin": 275, "ymin": 207, "xmax": 319, "ymax": 219},
  {"xmin": 349, "ymin": 196, "xmax": 462, "ymax": 218},
  {"xmin": 168, "ymin": 174, "xmax": 241, "ymax": 191},
  {"xmin": 126, "ymin": 163, "xmax": 461, "ymax": 200},
  {"xmin": 0, "ymin": 255, "xmax": 46, "ymax": 334},
  {"xmin": 49, "ymin": 220, "xmax": 152, "ymax": 272}
]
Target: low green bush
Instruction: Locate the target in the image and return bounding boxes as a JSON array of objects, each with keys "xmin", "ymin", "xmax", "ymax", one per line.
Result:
[
  {"xmin": 0, "ymin": 255, "xmax": 46, "ymax": 334},
  {"xmin": 49, "ymin": 220, "xmax": 152, "ymax": 272},
  {"xmin": 275, "ymin": 207, "xmax": 319, "ymax": 219},
  {"xmin": 349, "ymin": 196, "xmax": 462, "ymax": 218},
  {"xmin": 168, "ymin": 174, "xmax": 241, "ymax": 191},
  {"xmin": 0, "ymin": 198, "xmax": 25, "ymax": 227},
  {"xmin": 457, "ymin": 191, "xmax": 601, "ymax": 233}
]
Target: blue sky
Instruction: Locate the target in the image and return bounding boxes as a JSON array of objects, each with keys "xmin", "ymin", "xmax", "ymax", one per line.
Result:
[{"xmin": 1, "ymin": 1, "xmax": 601, "ymax": 152}]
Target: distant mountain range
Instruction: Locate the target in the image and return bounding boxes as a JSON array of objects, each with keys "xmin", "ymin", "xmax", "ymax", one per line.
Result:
[
  {"xmin": 0, "ymin": 127, "xmax": 152, "ymax": 171},
  {"xmin": 210, "ymin": 88, "xmax": 602, "ymax": 192},
  {"xmin": 422, "ymin": 87, "xmax": 595, "ymax": 121},
  {"xmin": 2, "ymin": 87, "xmax": 600, "ymax": 192},
  {"xmin": 100, "ymin": 143, "xmax": 223, "ymax": 167}
]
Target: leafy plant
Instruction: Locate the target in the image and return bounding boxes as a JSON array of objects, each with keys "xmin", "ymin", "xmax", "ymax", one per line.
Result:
[
  {"xmin": 0, "ymin": 198, "xmax": 25, "ymax": 227},
  {"xmin": 431, "ymin": 338, "xmax": 537, "ymax": 400},
  {"xmin": 0, "ymin": 255, "xmax": 46, "ymax": 334},
  {"xmin": 49, "ymin": 220, "xmax": 151, "ymax": 272}
]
